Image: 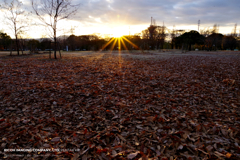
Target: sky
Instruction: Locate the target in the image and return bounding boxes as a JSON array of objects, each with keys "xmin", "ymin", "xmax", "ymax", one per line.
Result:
[{"xmin": 0, "ymin": 0, "xmax": 240, "ymax": 38}]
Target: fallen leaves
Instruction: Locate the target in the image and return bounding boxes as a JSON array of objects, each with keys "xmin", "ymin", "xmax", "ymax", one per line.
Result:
[{"xmin": 0, "ymin": 53, "xmax": 240, "ymax": 159}]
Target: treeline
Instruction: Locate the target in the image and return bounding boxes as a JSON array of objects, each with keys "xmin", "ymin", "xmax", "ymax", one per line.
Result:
[
  {"xmin": 0, "ymin": 25, "xmax": 239, "ymax": 53},
  {"xmin": 28, "ymin": 35, "xmax": 107, "ymax": 52},
  {"xmin": 173, "ymin": 31, "xmax": 239, "ymax": 51},
  {"xmin": 141, "ymin": 24, "xmax": 240, "ymax": 51},
  {"xmin": 0, "ymin": 33, "xmax": 107, "ymax": 52},
  {"xmin": 63, "ymin": 35, "xmax": 105, "ymax": 51},
  {"xmin": 0, "ymin": 32, "xmax": 142, "ymax": 52}
]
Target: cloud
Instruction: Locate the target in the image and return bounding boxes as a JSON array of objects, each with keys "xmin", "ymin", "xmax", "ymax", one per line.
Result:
[
  {"xmin": 1, "ymin": 0, "xmax": 240, "ymax": 37},
  {"xmin": 70, "ymin": 0, "xmax": 240, "ymax": 30}
]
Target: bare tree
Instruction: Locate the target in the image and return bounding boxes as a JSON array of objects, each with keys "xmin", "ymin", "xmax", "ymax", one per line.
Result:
[
  {"xmin": 200, "ymin": 28, "xmax": 209, "ymax": 50},
  {"xmin": 32, "ymin": 0, "xmax": 80, "ymax": 59},
  {"xmin": 200, "ymin": 27, "xmax": 211, "ymax": 37},
  {"xmin": 0, "ymin": 0, "xmax": 28, "ymax": 55},
  {"xmin": 231, "ymin": 23, "xmax": 237, "ymax": 38},
  {"xmin": 212, "ymin": 24, "xmax": 219, "ymax": 34},
  {"xmin": 141, "ymin": 29, "xmax": 150, "ymax": 50},
  {"xmin": 156, "ymin": 25, "xmax": 167, "ymax": 50},
  {"xmin": 169, "ymin": 26, "xmax": 176, "ymax": 49},
  {"xmin": 18, "ymin": 31, "xmax": 29, "ymax": 54},
  {"xmin": 0, "ymin": 31, "xmax": 11, "ymax": 51}
]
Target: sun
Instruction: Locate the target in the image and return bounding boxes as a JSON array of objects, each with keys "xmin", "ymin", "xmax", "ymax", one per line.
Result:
[
  {"xmin": 112, "ymin": 32, "xmax": 123, "ymax": 38},
  {"xmin": 111, "ymin": 27, "xmax": 128, "ymax": 38},
  {"xmin": 100, "ymin": 26, "xmax": 140, "ymax": 52}
]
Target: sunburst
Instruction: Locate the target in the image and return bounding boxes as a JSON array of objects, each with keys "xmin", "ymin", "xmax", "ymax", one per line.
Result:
[
  {"xmin": 100, "ymin": 36, "xmax": 140, "ymax": 52},
  {"xmin": 99, "ymin": 36, "xmax": 141, "ymax": 71}
]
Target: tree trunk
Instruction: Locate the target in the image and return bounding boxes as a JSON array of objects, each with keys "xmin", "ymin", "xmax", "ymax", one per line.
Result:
[
  {"xmin": 54, "ymin": 37, "xmax": 57, "ymax": 59},
  {"xmin": 10, "ymin": 40, "xmax": 12, "ymax": 56},
  {"xmin": 54, "ymin": 28, "xmax": 57, "ymax": 59},
  {"xmin": 20, "ymin": 40, "xmax": 24, "ymax": 55},
  {"xmin": 15, "ymin": 35, "xmax": 20, "ymax": 55}
]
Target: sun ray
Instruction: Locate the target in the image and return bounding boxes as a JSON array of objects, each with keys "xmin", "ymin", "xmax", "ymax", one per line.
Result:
[
  {"xmin": 122, "ymin": 36, "xmax": 140, "ymax": 50},
  {"xmin": 100, "ymin": 35, "xmax": 141, "ymax": 57},
  {"xmin": 100, "ymin": 38, "xmax": 115, "ymax": 51},
  {"xmin": 117, "ymin": 38, "xmax": 122, "ymax": 70},
  {"xmin": 110, "ymin": 38, "xmax": 118, "ymax": 53},
  {"xmin": 120, "ymin": 38, "xmax": 129, "ymax": 52},
  {"xmin": 118, "ymin": 38, "xmax": 121, "ymax": 52}
]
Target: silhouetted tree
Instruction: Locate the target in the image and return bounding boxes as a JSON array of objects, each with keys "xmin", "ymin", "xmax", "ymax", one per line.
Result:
[
  {"xmin": 141, "ymin": 29, "xmax": 150, "ymax": 50},
  {"xmin": 148, "ymin": 25, "xmax": 157, "ymax": 41},
  {"xmin": 156, "ymin": 26, "xmax": 166, "ymax": 49},
  {"xmin": 66, "ymin": 34, "xmax": 105, "ymax": 51},
  {"xmin": 169, "ymin": 27, "xmax": 176, "ymax": 49},
  {"xmin": 172, "ymin": 30, "xmax": 185, "ymax": 49},
  {"xmin": 178, "ymin": 30, "xmax": 205, "ymax": 51},
  {"xmin": 205, "ymin": 33, "xmax": 223, "ymax": 50},
  {"xmin": 223, "ymin": 36, "xmax": 237, "ymax": 50},
  {"xmin": 89, "ymin": 34, "xmax": 105, "ymax": 51},
  {"xmin": 120, "ymin": 35, "xmax": 141, "ymax": 51},
  {"xmin": 18, "ymin": 32, "xmax": 28, "ymax": 54},
  {"xmin": 39, "ymin": 38, "xmax": 52, "ymax": 51},
  {"xmin": 0, "ymin": 0, "xmax": 28, "ymax": 55},
  {"xmin": 200, "ymin": 28, "xmax": 211, "ymax": 37},
  {"xmin": 28, "ymin": 39, "xmax": 40, "ymax": 53},
  {"xmin": 211, "ymin": 24, "xmax": 219, "ymax": 34},
  {"xmin": 0, "ymin": 32, "xmax": 11, "ymax": 51},
  {"xmin": 231, "ymin": 24, "xmax": 238, "ymax": 38},
  {"xmin": 32, "ymin": 0, "xmax": 80, "ymax": 59},
  {"xmin": 67, "ymin": 35, "xmax": 78, "ymax": 51}
]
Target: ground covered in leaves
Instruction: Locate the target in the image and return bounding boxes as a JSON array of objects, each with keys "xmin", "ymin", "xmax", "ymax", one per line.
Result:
[{"xmin": 0, "ymin": 52, "xmax": 240, "ymax": 160}]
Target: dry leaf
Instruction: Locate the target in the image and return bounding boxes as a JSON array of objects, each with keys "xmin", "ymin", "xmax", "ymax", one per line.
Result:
[{"xmin": 127, "ymin": 151, "xmax": 140, "ymax": 159}]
